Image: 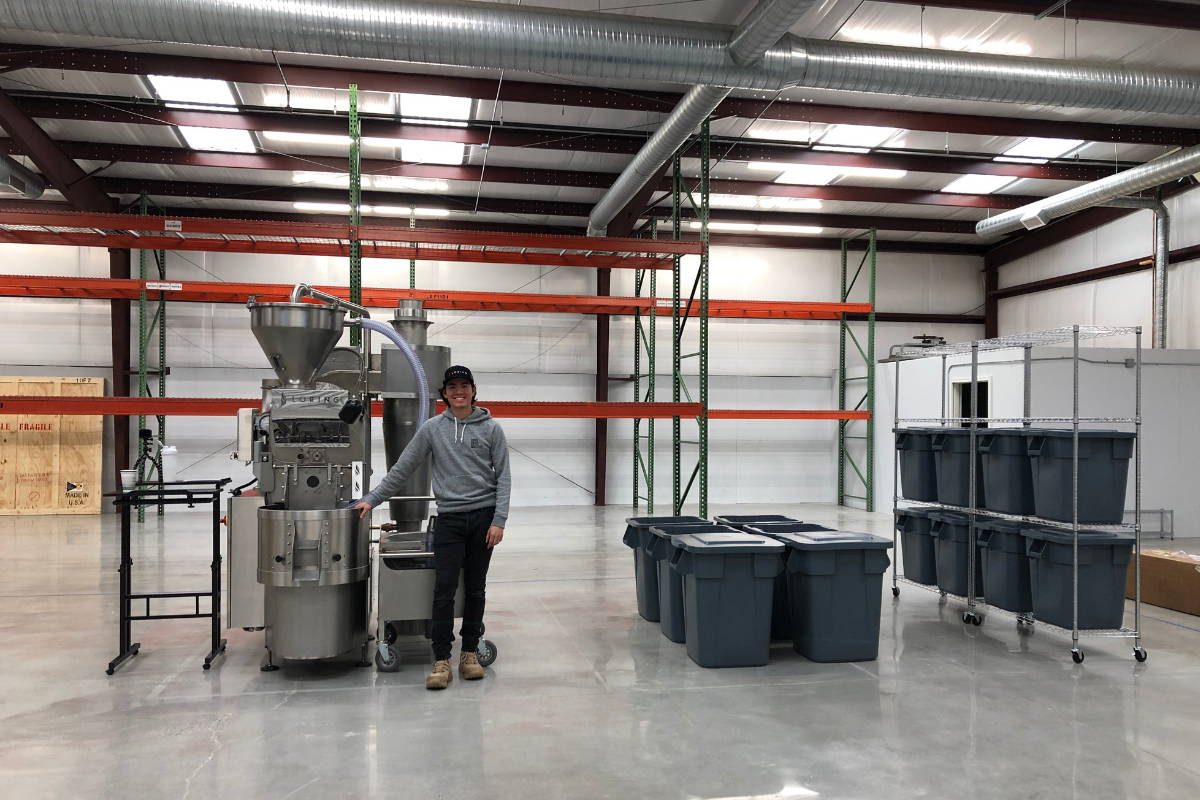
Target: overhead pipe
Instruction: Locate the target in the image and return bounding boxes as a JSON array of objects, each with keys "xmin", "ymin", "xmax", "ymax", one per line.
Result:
[
  {"xmin": 1104, "ymin": 197, "xmax": 1170, "ymax": 350},
  {"xmin": 975, "ymin": 144, "xmax": 1200, "ymax": 239},
  {"xmin": 5, "ymin": 1, "xmax": 1200, "ymax": 116},
  {"xmin": 587, "ymin": 0, "xmax": 819, "ymax": 237}
]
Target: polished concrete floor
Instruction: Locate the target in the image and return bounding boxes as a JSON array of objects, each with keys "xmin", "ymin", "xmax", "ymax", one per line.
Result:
[{"xmin": 3, "ymin": 503, "xmax": 1200, "ymax": 799}]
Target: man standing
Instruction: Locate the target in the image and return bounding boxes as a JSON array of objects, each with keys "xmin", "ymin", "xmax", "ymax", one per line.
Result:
[{"xmin": 355, "ymin": 365, "xmax": 510, "ymax": 690}]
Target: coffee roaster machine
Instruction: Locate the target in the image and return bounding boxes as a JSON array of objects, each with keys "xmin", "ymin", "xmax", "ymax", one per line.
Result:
[{"xmin": 226, "ymin": 285, "xmax": 496, "ymax": 671}]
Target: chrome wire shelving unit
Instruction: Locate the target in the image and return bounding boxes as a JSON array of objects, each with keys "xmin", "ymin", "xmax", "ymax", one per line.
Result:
[{"xmin": 889, "ymin": 325, "xmax": 1146, "ymax": 663}]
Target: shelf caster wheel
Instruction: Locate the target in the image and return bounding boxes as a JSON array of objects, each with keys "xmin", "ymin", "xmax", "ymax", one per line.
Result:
[
  {"xmin": 1071, "ymin": 648, "xmax": 1085, "ymax": 664},
  {"xmin": 962, "ymin": 611, "xmax": 982, "ymax": 626},
  {"xmin": 375, "ymin": 642, "xmax": 400, "ymax": 673},
  {"xmin": 1134, "ymin": 647, "xmax": 1148, "ymax": 663},
  {"xmin": 384, "ymin": 622, "xmax": 398, "ymax": 645},
  {"xmin": 891, "ymin": 586, "xmax": 900, "ymax": 598},
  {"xmin": 477, "ymin": 639, "xmax": 497, "ymax": 667}
]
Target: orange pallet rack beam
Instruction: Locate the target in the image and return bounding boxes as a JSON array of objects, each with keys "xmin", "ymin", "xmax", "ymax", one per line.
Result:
[
  {"xmin": 0, "ymin": 396, "xmax": 705, "ymax": 419},
  {"xmin": 0, "ymin": 209, "xmax": 699, "ymax": 270},
  {"xmin": 0, "ymin": 275, "xmax": 873, "ymax": 320},
  {"xmin": 0, "ymin": 396, "xmax": 869, "ymax": 421}
]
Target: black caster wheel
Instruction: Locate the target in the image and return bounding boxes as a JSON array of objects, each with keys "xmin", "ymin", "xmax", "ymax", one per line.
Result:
[
  {"xmin": 384, "ymin": 622, "xmax": 399, "ymax": 645},
  {"xmin": 1071, "ymin": 648, "xmax": 1085, "ymax": 664},
  {"xmin": 892, "ymin": 586, "xmax": 900, "ymax": 598},
  {"xmin": 202, "ymin": 663, "xmax": 211, "ymax": 671},
  {"xmin": 1134, "ymin": 647, "xmax": 1148, "ymax": 663},
  {"xmin": 477, "ymin": 639, "xmax": 497, "ymax": 667},
  {"xmin": 962, "ymin": 611, "xmax": 982, "ymax": 626},
  {"xmin": 375, "ymin": 642, "xmax": 401, "ymax": 673}
]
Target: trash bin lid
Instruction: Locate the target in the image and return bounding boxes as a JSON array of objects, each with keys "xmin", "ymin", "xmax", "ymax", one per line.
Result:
[
  {"xmin": 743, "ymin": 522, "xmax": 834, "ymax": 535},
  {"xmin": 649, "ymin": 523, "xmax": 737, "ymax": 540},
  {"xmin": 771, "ymin": 531, "xmax": 893, "ymax": 550},
  {"xmin": 1020, "ymin": 525, "xmax": 1133, "ymax": 545},
  {"xmin": 671, "ymin": 531, "xmax": 784, "ymax": 554},
  {"xmin": 625, "ymin": 515, "xmax": 707, "ymax": 528},
  {"xmin": 712, "ymin": 514, "xmax": 798, "ymax": 524}
]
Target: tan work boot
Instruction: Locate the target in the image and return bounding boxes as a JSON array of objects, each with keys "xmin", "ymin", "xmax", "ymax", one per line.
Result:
[
  {"xmin": 425, "ymin": 659, "xmax": 452, "ymax": 690},
  {"xmin": 459, "ymin": 650, "xmax": 486, "ymax": 680}
]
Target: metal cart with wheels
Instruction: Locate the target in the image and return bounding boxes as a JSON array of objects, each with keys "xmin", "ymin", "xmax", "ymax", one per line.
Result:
[{"xmin": 374, "ymin": 512, "xmax": 498, "ymax": 672}]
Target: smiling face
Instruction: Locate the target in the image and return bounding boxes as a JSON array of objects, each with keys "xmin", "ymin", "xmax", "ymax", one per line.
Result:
[{"xmin": 443, "ymin": 378, "xmax": 475, "ymax": 410}]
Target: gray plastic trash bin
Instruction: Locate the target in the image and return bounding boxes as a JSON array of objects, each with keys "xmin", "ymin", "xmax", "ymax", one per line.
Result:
[
  {"xmin": 743, "ymin": 523, "xmax": 835, "ymax": 640},
  {"xmin": 712, "ymin": 514, "xmax": 799, "ymax": 530},
  {"xmin": 893, "ymin": 506, "xmax": 939, "ymax": 586},
  {"xmin": 932, "ymin": 428, "xmax": 986, "ymax": 508},
  {"xmin": 1022, "ymin": 526, "xmax": 1134, "ymax": 629},
  {"xmin": 928, "ymin": 511, "xmax": 986, "ymax": 598},
  {"xmin": 895, "ymin": 427, "xmax": 939, "ymax": 502},
  {"xmin": 777, "ymin": 531, "xmax": 893, "ymax": 662},
  {"xmin": 1026, "ymin": 430, "xmax": 1136, "ymax": 524},
  {"xmin": 648, "ymin": 524, "xmax": 739, "ymax": 643},
  {"xmin": 669, "ymin": 532, "xmax": 784, "ymax": 668},
  {"xmin": 975, "ymin": 517, "xmax": 1031, "ymax": 613},
  {"xmin": 623, "ymin": 516, "xmax": 707, "ymax": 622},
  {"xmin": 979, "ymin": 428, "xmax": 1039, "ymax": 515}
]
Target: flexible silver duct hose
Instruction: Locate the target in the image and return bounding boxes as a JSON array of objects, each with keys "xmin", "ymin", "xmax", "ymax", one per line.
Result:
[
  {"xmin": 975, "ymin": 144, "xmax": 1200, "ymax": 238},
  {"xmin": 358, "ymin": 318, "xmax": 430, "ymax": 427},
  {"xmin": 5, "ymin": 1, "xmax": 1200, "ymax": 114},
  {"xmin": 587, "ymin": 0, "xmax": 818, "ymax": 236}
]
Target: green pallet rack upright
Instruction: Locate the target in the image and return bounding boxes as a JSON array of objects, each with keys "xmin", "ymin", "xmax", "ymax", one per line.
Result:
[
  {"xmin": 837, "ymin": 229, "xmax": 877, "ymax": 511},
  {"xmin": 348, "ymin": 84, "xmax": 363, "ymax": 346},
  {"xmin": 136, "ymin": 192, "xmax": 168, "ymax": 519},
  {"xmin": 632, "ymin": 214, "xmax": 658, "ymax": 513},
  {"xmin": 670, "ymin": 122, "xmax": 710, "ymax": 517}
]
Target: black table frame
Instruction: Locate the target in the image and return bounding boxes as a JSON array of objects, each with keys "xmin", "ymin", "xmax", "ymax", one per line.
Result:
[{"xmin": 105, "ymin": 478, "xmax": 232, "ymax": 675}]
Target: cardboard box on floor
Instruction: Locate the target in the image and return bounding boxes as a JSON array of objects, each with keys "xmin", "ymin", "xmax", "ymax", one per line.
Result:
[{"xmin": 1126, "ymin": 550, "xmax": 1200, "ymax": 617}]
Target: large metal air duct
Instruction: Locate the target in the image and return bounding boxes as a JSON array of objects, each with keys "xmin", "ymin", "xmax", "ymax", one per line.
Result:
[
  {"xmin": 5, "ymin": 1, "xmax": 1200, "ymax": 116},
  {"xmin": 975, "ymin": 145, "xmax": 1200, "ymax": 238},
  {"xmin": 0, "ymin": 153, "xmax": 44, "ymax": 199},
  {"xmin": 587, "ymin": 0, "xmax": 819, "ymax": 237}
]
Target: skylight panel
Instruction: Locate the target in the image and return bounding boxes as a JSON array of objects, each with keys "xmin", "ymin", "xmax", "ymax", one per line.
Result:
[
  {"xmin": 941, "ymin": 174, "xmax": 1017, "ymax": 194},
  {"xmin": 178, "ymin": 126, "xmax": 256, "ymax": 153}
]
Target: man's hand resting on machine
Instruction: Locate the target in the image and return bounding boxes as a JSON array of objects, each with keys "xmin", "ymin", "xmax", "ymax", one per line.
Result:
[{"xmin": 353, "ymin": 500, "xmax": 373, "ymax": 519}]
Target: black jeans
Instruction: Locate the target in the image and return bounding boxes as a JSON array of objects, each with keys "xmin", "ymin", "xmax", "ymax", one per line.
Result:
[{"xmin": 431, "ymin": 506, "xmax": 494, "ymax": 661}]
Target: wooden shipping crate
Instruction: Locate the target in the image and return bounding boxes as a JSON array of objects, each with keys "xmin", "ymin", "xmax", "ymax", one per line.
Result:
[{"xmin": 0, "ymin": 377, "xmax": 103, "ymax": 515}]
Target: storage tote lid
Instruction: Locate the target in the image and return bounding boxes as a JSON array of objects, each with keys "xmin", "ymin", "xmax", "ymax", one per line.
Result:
[
  {"xmin": 671, "ymin": 531, "xmax": 784, "ymax": 554},
  {"xmin": 625, "ymin": 515, "xmax": 707, "ymax": 528},
  {"xmin": 1020, "ymin": 525, "xmax": 1133, "ymax": 545},
  {"xmin": 928, "ymin": 510, "xmax": 972, "ymax": 525},
  {"xmin": 1032, "ymin": 429, "xmax": 1136, "ymax": 440},
  {"xmin": 973, "ymin": 517, "xmax": 1025, "ymax": 534},
  {"xmin": 650, "ymin": 523, "xmax": 738, "ymax": 540},
  {"xmin": 895, "ymin": 506, "xmax": 939, "ymax": 520},
  {"xmin": 772, "ymin": 531, "xmax": 893, "ymax": 551}
]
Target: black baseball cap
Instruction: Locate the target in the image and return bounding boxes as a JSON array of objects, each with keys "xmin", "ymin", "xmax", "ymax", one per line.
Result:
[{"xmin": 442, "ymin": 365, "xmax": 474, "ymax": 387}]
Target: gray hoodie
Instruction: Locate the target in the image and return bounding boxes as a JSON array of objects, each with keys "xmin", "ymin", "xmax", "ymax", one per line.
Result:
[{"xmin": 361, "ymin": 406, "xmax": 510, "ymax": 527}]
